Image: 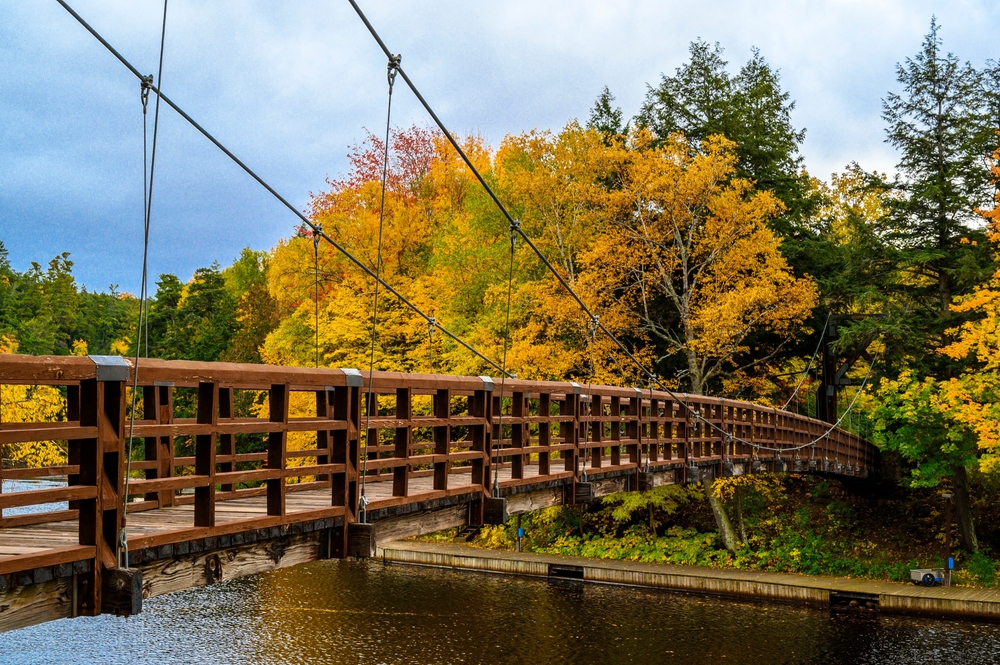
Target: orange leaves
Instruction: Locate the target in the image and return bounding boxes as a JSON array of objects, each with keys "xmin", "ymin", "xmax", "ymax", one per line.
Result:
[
  {"xmin": 585, "ymin": 129, "xmax": 817, "ymax": 393},
  {"xmin": 261, "ymin": 121, "xmax": 812, "ymax": 396}
]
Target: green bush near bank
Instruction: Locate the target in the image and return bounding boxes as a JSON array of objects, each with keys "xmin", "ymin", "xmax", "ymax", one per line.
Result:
[{"xmin": 418, "ymin": 473, "xmax": 1000, "ymax": 587}]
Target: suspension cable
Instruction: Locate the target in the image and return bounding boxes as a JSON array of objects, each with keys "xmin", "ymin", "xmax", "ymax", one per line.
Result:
[
  {"xmin": 749, "ymin": 351, "xmax": 879, "ymax": 453},
  {"xmin": 314, "ymin": 223, "xmax": 322, "ymax": 368},
  {"xmin": 55, "ymin": 0, "xmax": 510, "ymax": 379},
  {"xmin": 427, "ymin": 316, "xmax": 436, "ymax": 373},
  {"xmin": 580, "ymin": 315, "xmax": 599, "ymax": 483},
  {"xmin": 780, "ymin": 314, "xmax": 829, "ymax": 411},
  {"xmin": 122, "ymin": 0, "xmax": 168, "ymax": 570},
  {"xmin": 491, "ymin": 220, "xmax": 518, "ymax": 497},
  {"xmin": 359, "ymin": 54, "xmax": 400, "ymax": 523}
]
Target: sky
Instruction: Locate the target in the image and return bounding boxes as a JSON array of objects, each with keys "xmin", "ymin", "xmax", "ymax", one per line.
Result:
[{"xmin": 1, "ymin": 0, "xmax": 998, "ymax": 294}]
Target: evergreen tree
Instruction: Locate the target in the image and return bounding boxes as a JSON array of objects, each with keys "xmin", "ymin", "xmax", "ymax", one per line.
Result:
[
  {"xmin": 871, "ymin": 19, "xmax": 1000, "ymax": 551},
  {"xmin": 880, "ymin": 18, "xmax": 996, "ymax": 360},
  {"xmin": 636, "ymin": 41, "xmax": 813, "ymax": 227},
  {"xmin": 175, "ymin": 264, "xmax": 237, "ymax": 362},
  {"xmin": 587, "ymin": 86, "xmax": 625, "ymax": 143},
  {"xmin": 146, "ymin": 274, "xmax": 183, "ymax": 359}
]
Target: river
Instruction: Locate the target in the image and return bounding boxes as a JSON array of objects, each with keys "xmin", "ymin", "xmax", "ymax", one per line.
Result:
[{"xmin": 4, "ymin": 558, "xmax": 1000, "ymax": 664}]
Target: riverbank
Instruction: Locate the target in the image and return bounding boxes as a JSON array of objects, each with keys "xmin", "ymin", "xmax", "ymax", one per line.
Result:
[{"xmin": 379, "ymin": 539, "xmax": 1000, "ymax": 621}]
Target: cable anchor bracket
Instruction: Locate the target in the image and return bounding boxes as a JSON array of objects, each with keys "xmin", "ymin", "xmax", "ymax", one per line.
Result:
[
  {"xmin": 140, "ymin": 74, "xmax": 154, "ymax": 112},
  {"xmin": 387, "ymin": 54, "xmax": 401, "ymax": 92},
  {"xmin": 509, "ymin": 219, "xmax": 521, "ymax": 247}
]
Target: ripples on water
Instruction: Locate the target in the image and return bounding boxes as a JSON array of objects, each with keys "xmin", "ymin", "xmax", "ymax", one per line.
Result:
[{"xmin": 4, "ymin": 560, "xmax": 1000, "ymax": 664}]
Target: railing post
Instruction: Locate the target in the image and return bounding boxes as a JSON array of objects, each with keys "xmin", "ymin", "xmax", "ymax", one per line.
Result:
[
  {"xmin": 433, "ymin": 388, "xmax": 450, "ymax": 491},
  {"xmin": 682, "ymin": 399, "xmax": 692, "ymax": 483},
  {"xmin": 627, "ymin": 392, "xmax": 641, "ymax": 465},
  {"xmin": 648, "ymin": 398, "xmax": 660, "ymax": 463},
  {"xmin": 267, "ymin": 383, "xmax": 289, "ymax": 517},
  {"xmin": 610, "ymin": 396, "xmax": 621, "ymax": 467},
  {"xmin": 590, "ymin": 394, "xmax": 603, "ymax": 470},
  {"xmin": 76, "ymin": 357, "xmax": 126, "ymax": 616},
  {"xmin": 537, "ymin": 392, "xmax": 550, "ymax": 476},
  {"xmin": 563, "ymin": 384, "xmax": 580, "ymax": 475},
  {"xmin": 393, "ymin": 387, "xmax": 411, "ymax": 497},
  {"xmin": 469, "ymin": 378, "xmax": 493, "ymax": 526},
  {"xmin": 511, "ymin": 391, "xmax": 525, "ymax": 480},
  {"xmin": 218, "ymin": 387, "xmax": 235, "ymax": 492},
  {"xmin": 194, "ymin": 381, "xmax": 218, "ymax": 527},
  {"xmin": 73, "ymin": 378, "xmax": 101, "ymax": 616}
]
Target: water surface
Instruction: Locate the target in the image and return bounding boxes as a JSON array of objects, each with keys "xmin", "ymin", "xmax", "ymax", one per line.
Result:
[{"xmin": 4, "ymin": 559, "xmax": 1000, "ymax": 664}]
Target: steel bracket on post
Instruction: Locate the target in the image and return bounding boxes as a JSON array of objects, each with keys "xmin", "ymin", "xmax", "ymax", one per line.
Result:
[
  {"xmin": 89, "ymin": 355, "xmax": 130, "ymax": 382},
  {"xmin": 484, "ymin": 497, "xmax": 507, "ymax": 524},
  {"xmin": 478, "ymin": 376, "xmax": 495, "ymax": 392},
  {"xmin": 340, "ymin": 368, "xmax": 364, "ymax": 388}
]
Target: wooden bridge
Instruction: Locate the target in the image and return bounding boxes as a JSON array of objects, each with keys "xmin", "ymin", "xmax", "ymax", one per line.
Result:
[{"xmin": 0, "ymin": 354, "xmax": 877, "ymax": 632}]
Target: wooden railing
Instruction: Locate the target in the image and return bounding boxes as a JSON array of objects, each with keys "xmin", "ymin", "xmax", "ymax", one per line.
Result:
[{"xmin": 0, "ymin": 354, "xmax": 877, "ymax": 589}]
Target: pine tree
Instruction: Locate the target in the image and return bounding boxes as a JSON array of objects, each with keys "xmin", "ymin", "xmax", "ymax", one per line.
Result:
[
  {"xmin": 636, "ymin": 41, "xmax": 812, "ymax": 226},
  {"xmin": 587, "ymin": 86, "xmax": 625, "ymax": 143},
  {"xmin": 881, "ymin": 18, "xmax": 995, "ymax": 326}
]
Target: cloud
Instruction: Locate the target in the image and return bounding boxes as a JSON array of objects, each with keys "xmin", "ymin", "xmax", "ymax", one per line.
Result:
[{"xmin": 0, "ymin": 0, "xmax": 996, "ymax": 291}]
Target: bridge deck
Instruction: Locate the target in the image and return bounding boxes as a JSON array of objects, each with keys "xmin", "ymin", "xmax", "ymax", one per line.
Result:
[{"xmin": 0, "ymin": 464, "xmax": 584, "ymax": 562}]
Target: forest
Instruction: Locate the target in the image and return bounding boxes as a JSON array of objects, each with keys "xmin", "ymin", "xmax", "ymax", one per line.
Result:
[{"xmin": 3, "ymin": 22, "xmax": 1000, "ymax": 581}]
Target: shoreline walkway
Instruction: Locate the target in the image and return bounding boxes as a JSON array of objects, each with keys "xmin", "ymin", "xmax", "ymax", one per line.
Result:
[{"xmin": 380, "ymin": 540, "xmax": 1000, "ymax": 622}]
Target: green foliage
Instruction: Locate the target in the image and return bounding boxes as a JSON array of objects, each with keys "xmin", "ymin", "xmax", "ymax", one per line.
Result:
[
  {"xmin": 587, "ymin": 86, "xmax": 626, "ymax": 143},
  {"xmin": 877, "ymin": 18, "xmax": 998, "ymax": 376},
  {"xmin": 962, "ymin": 551, "xmax": 997, "ymax": 586},
  {"xmin": 0, "ymin": 244, "xmax": 137, "ymax": 356},
  {"xmin": 413, "ymin": 475, "xmax": 1000, "ymax": 587},
  {"xmin": 636, "ymin": 41, "xmax": 814, "ymax": 227},
  {"xmin": 602, "ymin": 484, "xmax": 700, "ymax": 530},
  {"xmin": 871, "ymin": 371, "xmax": 977, "ymax": 487}
]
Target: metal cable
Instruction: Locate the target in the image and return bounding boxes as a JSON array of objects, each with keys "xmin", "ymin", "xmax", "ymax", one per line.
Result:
[
  {"xmin": 780, "ymin": 314, "xmax": 829, "ymax": 411},
  {"xmin": 491, "ymin": 223, "xmax": 518, "ymax": 497},
  {"xmin": 580, "ymin": 316, "xmax": 599, "ymax": 483},
  {"xmin": 427, "ymin": 316, "xmax": 436, "ymax": 373},
  {"xmin": 122, "ymin": 0, "xmax": 168, "ymax": 570},
  {"xmin": 314, "ymin": 224, "xmax": 322, "ymax": 368},
  {"xmin": 747, "ymin": 351, "xmax": 879, "ymax": 453},
  {"xmin": 359, "ymin": 55, "xmax": 400, "ymax": 522},
  {"xmin": 55, "ymin": 0, "xmax": 510, "ymax": 379}
]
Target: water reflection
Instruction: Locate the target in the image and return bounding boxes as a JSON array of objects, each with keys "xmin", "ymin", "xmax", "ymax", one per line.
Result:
[{"xmin": 4, "ymin": 560, "xmax": 999, "ymax": 664}]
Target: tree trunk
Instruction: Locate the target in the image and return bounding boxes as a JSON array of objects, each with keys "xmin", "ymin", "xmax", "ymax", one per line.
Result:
[
  {"xmin": 704, "ymin": 477, "xmax": 741, "ymax": 553},
  {"xmin": 952, "ymin": 464, "xmax": 979, "ymax": 552},
  {"xmin": 736, "ymin": 487, "xmax": 749, "ymax": 546}
]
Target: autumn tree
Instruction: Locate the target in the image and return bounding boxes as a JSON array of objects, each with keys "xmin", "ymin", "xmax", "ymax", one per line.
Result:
[
  {"xmin": 586, "ymin": 129, "xmax": 817, "ymax": 394},
  {"xmin": 0, "ymin": 335, "xmax": 65, "ymax": 469}
]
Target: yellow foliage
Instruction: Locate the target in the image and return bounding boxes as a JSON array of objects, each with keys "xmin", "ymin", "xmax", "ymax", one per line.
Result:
[
  {"xmin": 0, "ymin": 337, "xmax": 66, "ymax": 469},
  {"xmin": 110, "ymin": 338, "xmax": 130, "ymax": 356},
  {"xmin": 262, "ymin": 123, "xmax": 807, "ymax": 396},
  {"xmin": 71, "ymin": 339, "xmax": 88, "ymax": 356},
  {"xmin": 585, "ymin": 130, "xmax": 818, "ymax": 394}
]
